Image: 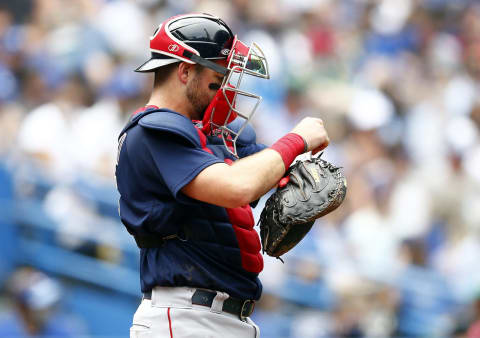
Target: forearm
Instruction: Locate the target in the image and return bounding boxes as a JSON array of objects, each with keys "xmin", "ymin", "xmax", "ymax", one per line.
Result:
[
  {"xmin": 228, "ymin": 148, "xmax": 286, "ymax": 203},
  {"xmin": 181, "ymin": 148, "xmax": 287, "ymax": 208},
  {"xmin": 182, "ymin": 117, "xmax": 329, "ymax": 208}
]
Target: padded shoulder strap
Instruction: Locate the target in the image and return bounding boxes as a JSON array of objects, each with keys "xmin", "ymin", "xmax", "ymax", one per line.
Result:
[
  {"xmin": 118, "ymin": 107, "xmax": 159, "ymax": 139},
  {"xmin": 138, "ymin": 110, "xmax": 201, "ymax": 148}
]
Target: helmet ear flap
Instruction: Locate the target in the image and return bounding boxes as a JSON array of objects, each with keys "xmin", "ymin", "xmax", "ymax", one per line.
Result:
[{"xmin": 201, "ymin": 86, "xmax": 237, "ymax": 134}]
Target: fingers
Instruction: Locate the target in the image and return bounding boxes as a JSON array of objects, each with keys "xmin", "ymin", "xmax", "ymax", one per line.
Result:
[
  {"xmin": 291, "ymin": 117, "xmax": 330, "ymax": 153},
  {"xmin": 312, "ymin": 139, "xmax": 329, "ymax": 155}
]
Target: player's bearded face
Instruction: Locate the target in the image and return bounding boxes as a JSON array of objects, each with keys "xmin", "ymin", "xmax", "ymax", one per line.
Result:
[{"xmin": 186, "ymin": 66, "xmax": 223, "ymax": 120}]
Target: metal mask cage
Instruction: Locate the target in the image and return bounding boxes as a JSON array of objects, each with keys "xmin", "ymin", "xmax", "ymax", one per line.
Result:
[{"xmin": 208, "ymin": 41, "xmax": 270, "ymax": 157}]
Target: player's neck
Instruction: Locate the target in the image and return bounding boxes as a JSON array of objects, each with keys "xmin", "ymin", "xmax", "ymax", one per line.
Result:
[{"xmin": 147, "ymin": 87, "xmax": 193, "ymax": 120}]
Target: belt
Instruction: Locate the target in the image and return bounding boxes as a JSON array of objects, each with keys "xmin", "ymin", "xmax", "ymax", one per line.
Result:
[{"xmin": 143, "ymin": 289, "xmax": 255, "ymax": 320}]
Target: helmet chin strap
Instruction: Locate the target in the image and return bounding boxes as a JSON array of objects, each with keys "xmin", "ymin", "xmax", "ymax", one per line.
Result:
[{"xmin": 183, "ymin": 51, "xmax": 228, "ymax": 75}]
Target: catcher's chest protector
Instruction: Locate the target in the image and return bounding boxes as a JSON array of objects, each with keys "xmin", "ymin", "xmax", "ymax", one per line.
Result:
[
  {"xmin": 192, "ymin": 121, "xmax": 263, "ymax": 274},
  {"xmin": 118, "ymin": 108, "xmax": 263, "ymax": 275}
]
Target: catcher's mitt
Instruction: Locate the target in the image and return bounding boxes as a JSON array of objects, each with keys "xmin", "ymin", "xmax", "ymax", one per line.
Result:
[{"xmin": 259, "ymin": 153, "xmax": 347, "ymax": 259}]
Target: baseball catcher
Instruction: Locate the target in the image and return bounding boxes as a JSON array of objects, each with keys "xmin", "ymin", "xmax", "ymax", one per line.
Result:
[
  {"xmin": 259, "ymin": 153, "xmax": 347, "ymax": 259},
  {"xmin": 117, "ymin": 12, "xmax": 332, "ymax": 337}
]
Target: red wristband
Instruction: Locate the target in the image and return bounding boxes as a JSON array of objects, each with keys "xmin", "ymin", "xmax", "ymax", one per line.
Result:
[{"xmin": 270, "ymin": 133, "xmax": 307, "ymax": 169}]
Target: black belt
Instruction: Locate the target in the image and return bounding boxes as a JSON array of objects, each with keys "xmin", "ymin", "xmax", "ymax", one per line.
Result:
[{"xmin": 143, "ymin": 289, "xmax": 255, "ymax": 320}]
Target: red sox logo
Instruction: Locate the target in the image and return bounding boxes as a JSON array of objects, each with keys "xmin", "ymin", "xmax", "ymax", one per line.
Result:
[{"xmin": 168, "ymin": 44, "xmax": 180, "ymax": 52}]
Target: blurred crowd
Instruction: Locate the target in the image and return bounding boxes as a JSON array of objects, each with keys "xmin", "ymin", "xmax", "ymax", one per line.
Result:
[
  {"xmin": 1, "ymin": 0, "xmax": 480, "ymax": 337},
  {"xmin": 0, "ymin": 268, "xmax": 86, "ymax": 337}
]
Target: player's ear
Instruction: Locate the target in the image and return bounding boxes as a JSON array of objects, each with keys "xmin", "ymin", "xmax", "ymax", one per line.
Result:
[{"xmin": 177, "ymin": 62, "xmax": 194, "ymax": 85}]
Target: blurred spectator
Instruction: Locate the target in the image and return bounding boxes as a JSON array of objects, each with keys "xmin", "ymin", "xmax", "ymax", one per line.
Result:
[
  {"xmin": 394, "ymin": 239, "xmax": 457, "ymax": 336},
  {"xmin": 1, "ymin": 0, "xmax": 480, "ymax": 336},
  {"xmin": 16, "ymin": 73, "xmax": 93, "ymax": 181},
  {"xmin": 0, "ymin": 267, "xmax": 86, "ymax": 337}
]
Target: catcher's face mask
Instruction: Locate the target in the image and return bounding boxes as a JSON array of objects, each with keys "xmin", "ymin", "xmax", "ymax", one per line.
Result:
[{"xmin": 201, "ymin": 36, "xmax": 270, "ymax": 157}]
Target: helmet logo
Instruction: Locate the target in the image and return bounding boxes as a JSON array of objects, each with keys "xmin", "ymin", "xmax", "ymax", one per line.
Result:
[
  {"xmin": 221, "ymin": 48, "xmax": 230, "ymax": 56},
  {"xmin": 168, "ymin": 44, "xmax": 180, "ymax": 52}
]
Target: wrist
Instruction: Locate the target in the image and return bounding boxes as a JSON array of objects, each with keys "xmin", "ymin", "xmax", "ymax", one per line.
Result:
[{"xmin": 270, "ymin": 133, "xmax": 307, "ymax": 170}]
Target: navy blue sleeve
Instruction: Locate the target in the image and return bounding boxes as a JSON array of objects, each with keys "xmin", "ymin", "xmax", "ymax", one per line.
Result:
[
  {"xmin": 139, "ymin": 129, "xmax": 224, "ymax": 203},
  {"xmin": 237, "ymin": 143, "xmax": 268, "ymax": 158}
]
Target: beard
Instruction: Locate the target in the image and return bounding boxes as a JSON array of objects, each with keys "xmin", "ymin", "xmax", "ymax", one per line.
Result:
[{"xmin": 186, "ymin": 74, "xmax": 211, "ymax": 120}]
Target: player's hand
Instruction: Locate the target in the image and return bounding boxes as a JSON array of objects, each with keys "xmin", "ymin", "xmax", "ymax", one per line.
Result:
[{"xmin": 290, "ymin": 117, "xmax": 330, "ymax": 154}]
